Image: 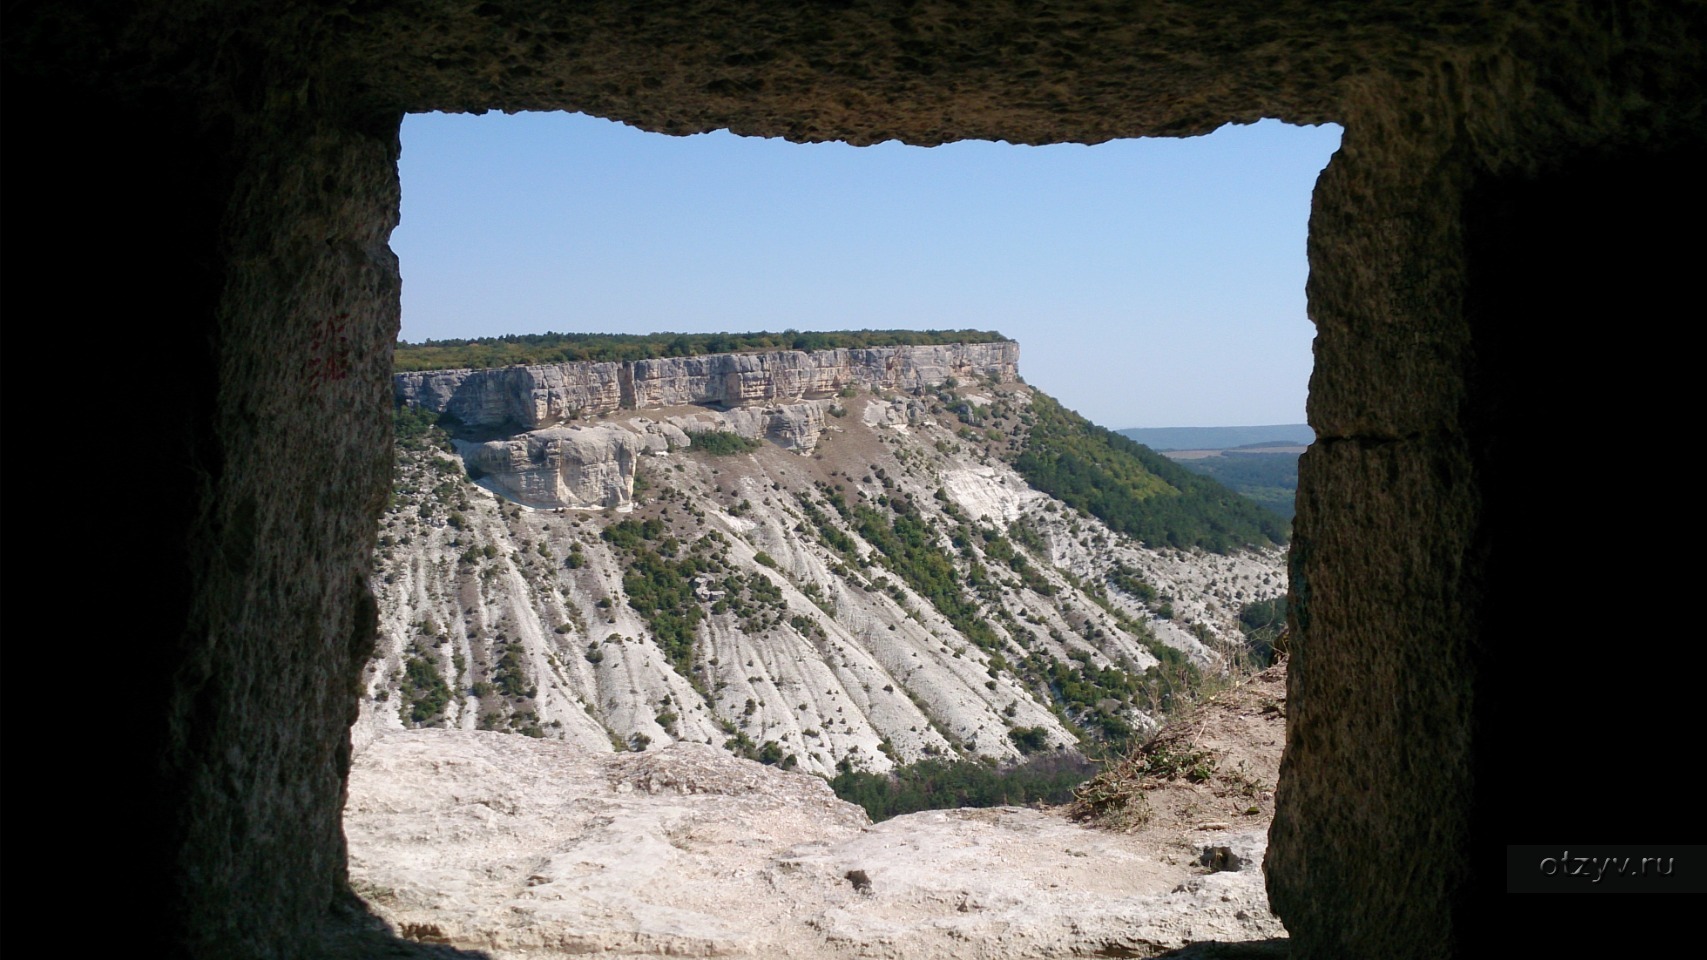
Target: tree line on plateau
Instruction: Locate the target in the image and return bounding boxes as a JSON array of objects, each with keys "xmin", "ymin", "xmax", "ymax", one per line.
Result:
[{"xmin": 394, "ymin": 329, "xmax": 1010, "ymax": 371}]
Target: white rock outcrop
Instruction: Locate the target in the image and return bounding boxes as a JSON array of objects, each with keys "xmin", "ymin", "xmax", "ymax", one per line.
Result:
[{"xmin": 458, "ymin": 424, "xmax": 645, "ymax": 510}]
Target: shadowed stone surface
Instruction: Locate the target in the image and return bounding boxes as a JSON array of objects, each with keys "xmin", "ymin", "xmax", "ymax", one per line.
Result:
[{"xmin": 7, "ymin": 2, "xmax": 1703, "ymax": 958}]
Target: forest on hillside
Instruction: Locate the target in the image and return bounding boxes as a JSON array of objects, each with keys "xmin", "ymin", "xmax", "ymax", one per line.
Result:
[
  {"xmin": 394, "ymin": 329, "xmax": 1010, "ymax": 371},
  {"xmin": 1010, "ymin": 394, "xmax": 1290, "ymax": 553},
  {"xmin": 1169, "ymin": 451, "xmax": 1300, "ymax": 520}
]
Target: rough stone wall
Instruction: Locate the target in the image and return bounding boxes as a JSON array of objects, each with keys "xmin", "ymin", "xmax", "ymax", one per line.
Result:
[
  {"xmin": 1268, "ymin": 13, "xmax": 1705, "ymax": 952},
  {"xmin": 1268, "ymin": 104, "xmax": 1485, "ymax": 953},
  {"xmin": 331, "ymin": 0, "xmax": 1432, "ymax": 139},
  {"xmin": 7, "ymin": 8, "xmax": 411, "ymax": 955},
  {"xmin": 173, "ymin": 113, "xmax": 402, "ymax": 956},
  {"xmin": 6, "ymin": 2, "xmax": 1704, "ymax": 957}
]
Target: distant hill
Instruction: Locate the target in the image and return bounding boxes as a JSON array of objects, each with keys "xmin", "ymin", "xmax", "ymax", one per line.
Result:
[
  {"xmin": 1165, "ymin": 450, "xmax": 1301, "ymax": 521},
  {"xmin": 1110, "ymin": 425, "xmax": 1312, "ymax": 522},
  {"xmin": 1014, "ymin": 397, "xmax": 1289, "ymax": 552},
  {"xmin": 1115, "ymin": 424, "xmax": 1314, "ymax": 452}
]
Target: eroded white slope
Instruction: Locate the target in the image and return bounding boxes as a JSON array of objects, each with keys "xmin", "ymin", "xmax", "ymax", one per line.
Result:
[{"xmin": 359, "ymin": 382, "xmax": 1284, "ymax": 776}]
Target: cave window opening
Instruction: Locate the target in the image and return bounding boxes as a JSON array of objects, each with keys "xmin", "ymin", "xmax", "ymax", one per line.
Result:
[{"xmin": 361, "ymin": 105, "xmax": 1335, "ymax": 843}]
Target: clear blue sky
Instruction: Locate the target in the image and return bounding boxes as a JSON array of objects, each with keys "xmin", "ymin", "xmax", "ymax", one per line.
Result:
[{"xmin": 395, "ymin": 112, "xmax": 1341, "ymax": 429}]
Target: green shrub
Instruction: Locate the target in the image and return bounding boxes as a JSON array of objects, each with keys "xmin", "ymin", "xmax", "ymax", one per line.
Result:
[
  {"xmin": 398, "ymin": 655, "xmax": 452, "ymax": 725},
  {"xmin": 829, "ymin": 754, "xmax": 1095, "ymax": 822},
  {"xmin": 492, "ymin": 647, "xmax": 531, "ymax": 698},
  {"xmin": 689, "ymin": 431, "xmax": 761, "ymax": 455},
  {"xmin": 1008, "ymin": 726, "xmax": 1050, "ymax": 755}
]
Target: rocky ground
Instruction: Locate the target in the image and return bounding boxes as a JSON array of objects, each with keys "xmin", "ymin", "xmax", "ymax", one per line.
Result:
[{"xmin": 345, "ymin": 661, "xmax": 1291, "ymax": 958}]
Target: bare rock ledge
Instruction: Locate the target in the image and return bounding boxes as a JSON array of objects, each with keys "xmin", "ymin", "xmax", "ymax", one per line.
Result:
[{"xmin": 347, "ymin": 731, "xmax": 1282, "ymax": 959}]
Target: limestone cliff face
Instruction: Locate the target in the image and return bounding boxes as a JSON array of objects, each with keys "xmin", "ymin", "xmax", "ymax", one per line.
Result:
[
  {"xmin": 394, "ymin": 342, "xmax": 1019, "ymax": 430},
  {"xmin": 395, "ymin": 361, "xmax": 627, "ymax": 428},
  {"xmin": 626, "ymin": 343, "xmax": 1020, "ymax": 410},
  {"xmin": 399, "ymin": 343, "xmax": 1017, "ymax": 511}
]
